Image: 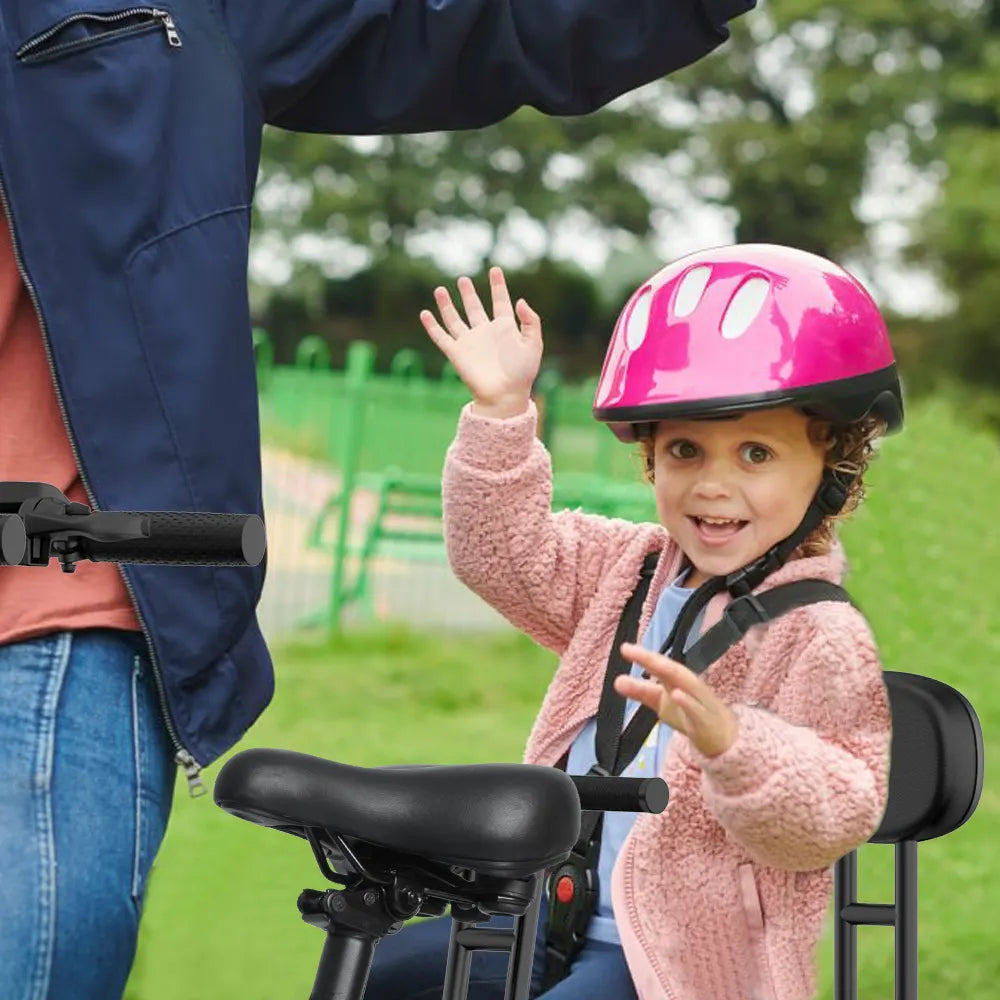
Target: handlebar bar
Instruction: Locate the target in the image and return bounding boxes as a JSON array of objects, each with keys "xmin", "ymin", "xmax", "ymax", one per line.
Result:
[
  {"xmin": 0, "ymin": 482, "xmax": 265, "ymax": 572},
  {"xmin": 570, "ymin": 775, "xmax": 668, "ymax": 814},
  {"xmin": 74, "ymin": 510, "xmax": 266, "ymax": 566}
]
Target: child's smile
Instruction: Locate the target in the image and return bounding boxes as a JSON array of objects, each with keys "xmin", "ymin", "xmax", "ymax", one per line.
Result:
[{"xmin": 651, "ymin": 408, "xmax": 827, "ymax": 588}]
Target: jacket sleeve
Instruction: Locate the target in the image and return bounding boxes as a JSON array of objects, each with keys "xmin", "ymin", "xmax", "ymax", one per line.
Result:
[
  {"xmin": 442, "ymin": 402, "xmax": 649, "ymax": 655},
  {"xmin": 212, "ymin": 0, "xmax": 755, "ymax": 132},
  {"xmin": 684, "ymin": 606, "xmax": 892, "ymax": 872}
]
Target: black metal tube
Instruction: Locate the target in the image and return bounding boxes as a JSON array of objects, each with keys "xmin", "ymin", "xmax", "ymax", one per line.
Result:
[
  {"xmin": 504, "ymin": 876, "xmax": 544, "ymax": 1000},
  {"xmin": 834, "ymin": 851, "xmax": 859, "ymax": 1000},
  {"xmin": 841, "ymin": 903, "xmax": 896, "ymax": 926},
  {"xmin": 309, "ymin": 930, "xmax": 376, "ymax": 1000},
  {"xmin": 896, "ymin": 841, "xmax": 918, "ymax": 1000},
  {"xmin": 441, "ymin": 917, "xmax": 479, "ymax": 1000},
  {"xmin": 455, "ymin": 928, "xmax": 516, "ymax": 951}
]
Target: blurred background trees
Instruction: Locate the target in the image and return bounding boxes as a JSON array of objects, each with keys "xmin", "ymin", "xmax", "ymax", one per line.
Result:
[{"xmin": 248, "ymin": 0, "xmax": 999, "ymax": 426}]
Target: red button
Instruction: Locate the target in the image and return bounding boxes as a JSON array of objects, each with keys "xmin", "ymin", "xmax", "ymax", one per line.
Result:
[{"xmin": 555, "ymin": 875, "xmax": 575, "ymax": 904}]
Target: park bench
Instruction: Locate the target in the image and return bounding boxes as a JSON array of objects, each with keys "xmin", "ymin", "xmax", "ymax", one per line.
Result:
[{"xmin": 305, "ymin": 468, "xmax": 657, "ymax": 622}]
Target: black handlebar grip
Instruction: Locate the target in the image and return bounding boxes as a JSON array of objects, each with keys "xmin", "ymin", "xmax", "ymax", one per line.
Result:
[
  {"xmin": 78, "ymin": 512, "xmax": 266, "ymax": 566},
  {"xmin": 0, "ymin": 514, "xmax": 27, "ymax": 565},
  {"xmin": 570, "ymin": 775, "xmax": 669, "ymax": 814}
]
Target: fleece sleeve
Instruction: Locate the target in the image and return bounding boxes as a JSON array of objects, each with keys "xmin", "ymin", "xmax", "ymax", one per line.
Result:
[
  {"xmin": 441, "ymin": 402, "xmax": 651, "ymax": 655},
  {"xmin": 684, "ymin": 606, "xmax": 892, "ymax": 871}
]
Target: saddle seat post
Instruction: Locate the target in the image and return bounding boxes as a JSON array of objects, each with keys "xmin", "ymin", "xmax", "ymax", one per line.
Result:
[
  {"xmin": 297, "ymin": 826, "xmax": 546, "ymax": 1000},
  {"xmin": 300, "ymin": 881, "xmax": 409, "ymax": 1000}
]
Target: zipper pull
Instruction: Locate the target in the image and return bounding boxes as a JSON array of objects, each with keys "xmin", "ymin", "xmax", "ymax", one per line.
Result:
[
  {"xmin": 176, "ymin": 749, "xmax": 206, "ymax": 798},
  {"xmin": 154, "ymin": 9, "xmax": 182, "ymax": 47}
]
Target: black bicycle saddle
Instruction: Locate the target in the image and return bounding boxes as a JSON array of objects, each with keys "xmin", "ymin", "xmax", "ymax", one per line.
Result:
[{"xmin": 214, "ymin": 748, "xmax": 581, "ymax": 879}]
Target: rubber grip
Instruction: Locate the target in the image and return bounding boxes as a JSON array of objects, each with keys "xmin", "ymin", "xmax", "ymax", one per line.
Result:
[
  {"xmin": 0, "ymin": 514, "xmax": 27, "ymax": 566},
  {"xmin": 79, "ymin": 512, "xmax": 266, "ymax": 566},
  {"xmin": 569, "ymin": 775, "xmax": 669, "ymax": 814}
]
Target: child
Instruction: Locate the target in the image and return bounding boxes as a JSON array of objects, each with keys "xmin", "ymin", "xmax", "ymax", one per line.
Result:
[{"xmin": 364, "ymin": 244, "xmax": 901, "ymax": 1000}]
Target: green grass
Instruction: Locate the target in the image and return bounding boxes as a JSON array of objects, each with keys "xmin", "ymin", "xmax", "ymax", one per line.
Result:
[{"xmin": 126, "ymin": 395, "xmax": 999, "ymax": 998}]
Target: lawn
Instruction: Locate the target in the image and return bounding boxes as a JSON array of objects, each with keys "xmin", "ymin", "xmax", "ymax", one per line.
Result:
[{"xmin": 125, "ymin": 396, "xmax": 998, "ymax": 998}]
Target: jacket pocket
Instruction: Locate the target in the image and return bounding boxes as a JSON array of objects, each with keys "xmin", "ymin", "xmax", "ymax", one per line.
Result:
[
  {"xmin": 17, "ymin": 7, "xmax": 181, "ymax": 65},
  {"xmin": 738, "ymin": 863, "xmax": 778, "ymax": 1000}
]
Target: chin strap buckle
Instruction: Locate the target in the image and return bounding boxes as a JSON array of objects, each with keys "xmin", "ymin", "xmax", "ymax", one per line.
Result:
[
  {"xmin": 726, "ymin": 548, "xmax": 781, "ymax": 597},
  {"xmin": 815, "ymin": 471, "xmax": 852, "ymax": 515}
]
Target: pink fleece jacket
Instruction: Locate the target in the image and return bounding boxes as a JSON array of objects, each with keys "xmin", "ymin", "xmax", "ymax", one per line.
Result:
[{"xmin": 441, "ymin": 402, "xmax": 892, "ymax": 1000}]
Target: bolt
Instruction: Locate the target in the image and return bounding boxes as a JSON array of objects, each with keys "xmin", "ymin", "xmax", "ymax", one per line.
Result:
[
  {"xmin": 363, "ymin": 890, "xmax": 378, "ymax": 906},
  {"xmin": 330, "ymin": 894, "xmax": 346, "ymax": 912}
]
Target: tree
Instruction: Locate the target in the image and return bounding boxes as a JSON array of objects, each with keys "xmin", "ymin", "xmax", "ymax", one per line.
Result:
[
  {"xmin": 253, "ymin": 103, "xmax": 687, "ymax": 280},
  {"xmin": 903, "ymin": 0, "xmax": 1000, "ymax": 400}
]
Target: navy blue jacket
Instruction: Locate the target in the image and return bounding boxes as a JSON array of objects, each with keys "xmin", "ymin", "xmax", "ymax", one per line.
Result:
[{"xmin": 0, "ymin": 0, "xmax": 753, "ymax": 784}]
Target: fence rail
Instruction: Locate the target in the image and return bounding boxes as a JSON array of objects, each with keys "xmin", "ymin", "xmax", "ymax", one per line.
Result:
[{"xmin": 254, "ymin": 329, "xmax": 656, "ymax": 635}]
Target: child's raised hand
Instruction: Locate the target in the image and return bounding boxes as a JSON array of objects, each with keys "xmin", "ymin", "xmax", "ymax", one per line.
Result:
[
  {"xmin": 419, "ymin": 266, "xmax": 542, "ymax": 419},
  {"xmin": 615, "ymin": 643, "xmax": 738, "ymax": 758}
]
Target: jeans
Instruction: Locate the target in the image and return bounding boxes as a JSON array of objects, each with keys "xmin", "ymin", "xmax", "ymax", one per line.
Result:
[
  {"xmin": 0, "ymin": 628, "xmax": 176, "ymax": 1000},
  {"xmin": 364, "ymin": 892, "xmax": 639, "ymax": 1000}
]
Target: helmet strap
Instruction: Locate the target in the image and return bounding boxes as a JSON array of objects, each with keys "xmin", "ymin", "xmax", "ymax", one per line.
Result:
[
  {"xmin": 724, "ymin": 468, "xmax": 852, "ymax": 597},
  {"xmin": 660, "ymin": 468, "xmax": 854, "ymax": 664}
]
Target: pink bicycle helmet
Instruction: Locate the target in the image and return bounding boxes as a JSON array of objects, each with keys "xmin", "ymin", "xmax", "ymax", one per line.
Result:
[
  {"xmin": 592, "ymin": 244, "xmax": 904, "ymax": 606},
  {"xmin": 593, "ymin": 243, "xmax": 903, "ymax": 442}
]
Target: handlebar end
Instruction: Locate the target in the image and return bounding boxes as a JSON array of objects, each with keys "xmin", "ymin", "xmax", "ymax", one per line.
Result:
[
  {"xmin": 0, "ymin": 515, "xmax": 27, "ymax": 566},
  {"xmin": 242, "ymin": 516, "xmax": 266, "ymax": 566}
]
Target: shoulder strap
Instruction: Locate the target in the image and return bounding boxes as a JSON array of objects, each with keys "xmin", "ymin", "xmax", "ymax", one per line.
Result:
[
  {"xmin": 593, "ymin": 552, "xmax": 659, "ymax": 777},
  {"xmin": 681, "ymin": 579, "xmax": 854, "ymax": 674},
  {"xmin": 604, "ymin": 580, "xmax": 854, "ymax": 789},
  {"xmin": 579, "ymin": 573, "xmax": 853, "ymax": 849},
  {"xmin": 574, "ymin": 552, "xmax": 658, "ymax": 850}
]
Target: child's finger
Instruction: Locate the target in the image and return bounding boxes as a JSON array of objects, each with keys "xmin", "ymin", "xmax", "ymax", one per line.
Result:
[
  {"xmin": 489, "ymin": 265, "xmax": 514, "ymax": 318},
  {"xmin": 615, "ymin": 675, "xmax": 693, "ymax": 736},
  {"xmin": 457, "ymin": 275, "xmax": 489, "ymax": 327},
  {"xmin": 670, "ymin": 689, "xmax": 712, "ymax": 731},
  {"xmin": 621, "ymin": 643, "xmax": 696, "ymax": 690},
  {"xmin": 516, "ymin": 299, "xmax": 542, "ymax": 341},
  {"xmin": 433, "ymin": 285, "xmax": 471, "ymax": 338},
  {"xmin": 613, "ymin": 674, "xmax": 664, "ymax": 714},
  {"xmin": 419, "ymin": 309, "xmax": 457, "ymax": 359}
]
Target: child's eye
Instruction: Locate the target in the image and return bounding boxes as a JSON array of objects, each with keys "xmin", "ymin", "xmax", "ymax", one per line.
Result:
[
  {"xmin": 666, "ymin": 440, "xmax": 699, "ymax": 460},
  {"xmin": 741, "ymin": 443, "xmax": 772, "ymax": 464}
]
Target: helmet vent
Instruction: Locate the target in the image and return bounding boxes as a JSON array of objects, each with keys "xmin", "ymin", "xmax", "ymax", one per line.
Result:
[
  {"xmin": 674, "ymin": 265, "xmax": 712, "ymax": 317},
  {"xmin": 625, "ymin": 286, "xmax": 653, "ymax": 349},
  {"xmin": 721, "ymin": 276, "xmax": 771, "ymax": 339}
]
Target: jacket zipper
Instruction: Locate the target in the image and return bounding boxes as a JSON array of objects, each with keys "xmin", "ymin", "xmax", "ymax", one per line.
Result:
[
  {"xmin": 17, "ymin": 7, "xmax": 181, "ymax": 60},
  {"xmin": 0, "ymin": 166, "xmax": 204, "ymax": 798},
  {"xmin": 623, "ymin": 837, "xmax": 681, "ymax": 1000}
]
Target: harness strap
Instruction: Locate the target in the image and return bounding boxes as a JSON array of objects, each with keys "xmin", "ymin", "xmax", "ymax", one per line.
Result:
[{"xmin": 541, "ymin": 560, "xmax": 853, "ymax": 988}]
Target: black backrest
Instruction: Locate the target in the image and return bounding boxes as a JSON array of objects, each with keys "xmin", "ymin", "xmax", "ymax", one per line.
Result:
[{"xmin": 872, "ymin": 672, "xmax": 984, "ymax": 844}]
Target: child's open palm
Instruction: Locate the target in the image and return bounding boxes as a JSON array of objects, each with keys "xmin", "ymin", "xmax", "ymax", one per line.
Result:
[
  {"xmin": 616, "ymin": 643, "xmax": 739, "ymax": 757},
  {"xmin": 420, "ymin": 266, "xmax": 542, "ymax": 419}
]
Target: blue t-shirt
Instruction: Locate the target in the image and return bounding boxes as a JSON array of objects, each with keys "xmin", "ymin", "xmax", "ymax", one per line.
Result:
[{"xmin": 563, "ymin": 569, "xmax": 702, "ymax": 944}]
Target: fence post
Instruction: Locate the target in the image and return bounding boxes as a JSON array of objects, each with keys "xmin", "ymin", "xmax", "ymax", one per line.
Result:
[
  {"xmin": 328, "ymin": 340, "xmax": 375, "ymax": 634},
  {"xmin": 533, "ymin": 368, "xmax": 561, "ymax": 452},
  {"xmin": 252, "ymin": 328, "xmax": 274, "ymax": 392}
]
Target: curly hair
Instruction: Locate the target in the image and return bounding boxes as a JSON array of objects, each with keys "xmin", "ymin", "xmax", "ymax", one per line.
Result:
[{"xmin": 637, "ymin": 411, "xmax": 887, "ymax": 559}]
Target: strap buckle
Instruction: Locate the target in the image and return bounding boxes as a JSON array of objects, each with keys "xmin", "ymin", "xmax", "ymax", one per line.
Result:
[
  {"xmin": 542, "ymin": 843, "xmax": 598, "ymax": 987},
  {"xmin": 726, "ymin": 550, "xmax": 781, "ymax": 597},
  {"xmin": 720, "ymin": 593, "xmax": 769, "ymax": 642},
  {"xmin": 815, "ymin": 472, "xmax": 852, "ymax": 515}
]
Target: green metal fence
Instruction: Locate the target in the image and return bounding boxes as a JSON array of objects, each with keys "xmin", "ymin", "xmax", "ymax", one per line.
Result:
[{"xmin": 254, "ymin": 330, "xmax": 656, "ymax": 636}]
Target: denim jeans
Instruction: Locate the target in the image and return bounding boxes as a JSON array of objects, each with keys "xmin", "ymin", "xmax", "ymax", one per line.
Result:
[
  {"xmin": 364, "ymin": 892, "xmax": 639, "ymax": 1000},
  {"xmin": 0, "ymin": 628, "xmax": 176, "ymax": 1000}
]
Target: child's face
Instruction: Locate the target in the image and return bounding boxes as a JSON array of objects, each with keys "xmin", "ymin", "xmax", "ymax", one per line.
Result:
[{"xmin": 651, "ymin": 408, "xmax": 826, "ymax": 588}]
